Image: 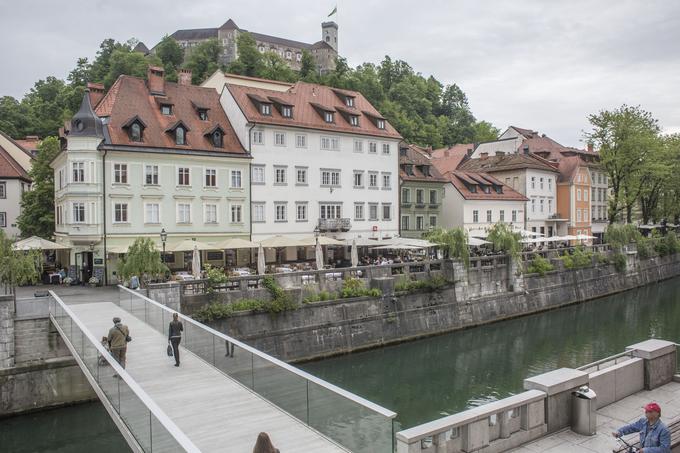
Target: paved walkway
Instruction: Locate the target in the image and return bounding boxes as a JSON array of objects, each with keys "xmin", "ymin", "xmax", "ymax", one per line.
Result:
[
  {"xmin": 510, "ymin": 381, "xmax": 680, "ymax": 452},
  {"xmin": 65, "ymin": 299, "xmax": 347, "ymax": 453}
]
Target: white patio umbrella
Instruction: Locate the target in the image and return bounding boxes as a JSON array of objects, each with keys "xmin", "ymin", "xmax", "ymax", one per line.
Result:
[
  {"xmin": 468, "ymin": 237, "xmax": 491, "ymax": 246},
  {"xmin": 257, "ymin": 244, "xmax": 266, "ymax": 275},
  {"xmin": 394, "ymin": 237, "xmax": 438, "ymax": 248},
  {"xmin": 258, "ymin": 235, "xmax": 305, "ymax": 248},
  {"xmin": 371, "ymin": 244, "xmax": 422, "ymax": 250},
  {"xmin": 517, "ymin": 229, "xmax": 544, "ymax": 237},
  {"xmin": 351, "ymin": 239, "xmax": 359, "ymax": 267},
  {"xmin": 169, "ymin": 239, "xmax": 215, "ymax": 252},
  {"xmin": 12, "ymin": 236, "xmax": 70, "ymax": 251},
  {"xmin": 315, "ymin": 238, "xmax": 324, "ymax": 270},
  {"xmin": 213, "ymin": 237, "xmax": 258, "ymax": 249},
  {"xmin": 297, "ymin": 236, "xmax": 345, "ymax": 246},
  {"xmin": 576, "ymin": 234, "xmax": 596, "ymax": 240},
  {"xmin": 191, "ymin": 246, "xmax": 201, "ymax": 279}
]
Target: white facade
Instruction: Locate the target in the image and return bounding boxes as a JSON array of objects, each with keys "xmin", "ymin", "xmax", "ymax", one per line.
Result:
[
  {"xmin": 589, "ymin": 167, "xmax": 608, "ymax": 235},
  {"xmin": 471, "ymin": 137, "xmax": 522, "ymax": 159},
  {"xmin": 0, "ymin": 178, "xmax": 29, "ymax": 238},
  {"xmin": 219, "ymin": 88, "xmax": 400, "ymax": 244},
  {"xmin": 523, "ymin": 169, "xmax": 558, "ymax": 235}
]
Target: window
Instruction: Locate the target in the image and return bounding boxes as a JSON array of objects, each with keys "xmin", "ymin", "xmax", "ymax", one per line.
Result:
[
  {"xmin": 416, "ymin": 189, "xmax": 424, "ymax": 204},
  {"xmin": 321, "ymin": 170, "xmax": 341, "ymax": 187},
  {"xmin": 285, "ymin": 50, "xmax": 292, "ymax": 59},
  {"xmin": 486, "ymin": 210, "xmax": 492, "ymax": 222},
  {"xmin": 402, "ymin": 188, "xmax": 410, "ymax": 203},
  {"xmin": 377, "ymin": 119, "xmax": 385, "ymax": 129},
  {"xmin": 145, "ymin": 165, "xmax": 159, "ymax": 185},
  {"xmin": 500, "ymin": 210, "xmax": 505, "ymax": 222},
  {"xmin": 230, "ymin": 205, "xmax": 242, "ymax": 223},
  {"xmin": 382, "ymin": 204, "xmax": 392, "ymax": 221},
  {"xmin": 252, "ymin": 166, "xmax": 265, "ymax": 184},
  {"xmin": 261, "ymin": 104, "xmax": 271, "ymax": 115},
  {"xmin": 355, "ymin": 203, "xmax": 365, "ymax": 220},
  {"xmin": 198, "ymin": 109, "xmax": 208, "ymax": 121},
  {"xmin": 401, "ymin": 216, "xmax": 410, "ymax": 230},
  {"xmin": 539, "ymin": 177, "xmax": 544, "ymax": 190},
  {"xmin": 73, "ymin": 202, "xmax": 85, "ymax": 223},
  {"xmin": 321, "ymin": 136, "xmax": 331, "ymax": 150},
  {"xmin": 275, "ymin": 203, "xmax": 287, "ymax": 222},
  {"xmin": 353, "ymin": 140, "xmax": 363, "ymax": 153},
  {"xmin": 178, "ymin": 167, "xmax": 190, "ymax": 186},
  {"xmin": 368, "ymin": 172, "xmax": 378, "ymax": 188},
  {"xmin": 253, "ymin": 130, "xmax": 264, "ymax": 144},
  {"xmin": 72, "ymin": 162, "xmax": 85, "ymax": 182},
  {"xmin": 368, "ymin": 142, "xmax": 377, "ymax": 154},
  {"xmin": 349, "ymin": 115, "xmax": 359, "ymax": 126},
  {"xmin": 130, "ymin": 123, "xmax": 142, "ymax": 142},
  {"xmin": 275, "ymin": 132, "xmax": 286, "ymax": 146},
  {"xmin": 416, "ymin": 216, "xmax": 424, "ymax": 230},
  {"xmin": 577, "ymin": 189, "xmax": 581, "ymax": 201},
  {"xmin": 0, "ymin": 182, "xmax": 5, "ymax": 198},
  {"xmin": 512, "ymin": 210, "xmax": 517, "ymax": 222},
  {"xmin": 275, "ymin": 167, "xmax": 287, "ymax": 184},
  {"xmin": 382, "ymin": 173, "xmax": 391, "ymax": 189},
  {"xmin": 145, "ymin": 203, "xmax": 160, "ymax": 224},
  {"xmin": 175, "ymin": 127, "xmax": 186, "ymax": 145},
  {"xmin": 0, "ymin": 212, "xmax": 5, "ymax": 228},
  {"xmin": 429, "ymin": 216, "xmax": 437, "ymax": 227},
  {"xmin": 331, "ymin": 137, "xmax": 339, "ymax": 150},
  {"xmin": 577, "ymin": 209, "xmax": 582, "ymax": 222},
  {"xmin": 212, "ymin": 130, "xmax": 222, "ymax": 147},
  {"xmin": 584, "ymin": 190, "xmax": 588, "ymax": 202},
  {"xmin": 382, "ymin": 143, "xmax": 390, "ymax": 154},
  {"xmin": 505, "ymin": 177, "xmax": 511, "ymax": 186},
  {"xmin": 295, "ymin": 134, "xmax": 306, "ymax": 148},
  {"xmin": 320, "ymin": 204, "xmax": 342, "ymax": 219},
  {"xmin": 253, "ymin": 203, "xmax": 265, "ymax": 222},
  {"xmin": 205, "ymin": 168, "xmax": 217, "ymax": 187},
  {"xmin": 58, "ymin": 169, "xmax": 64, "ymax": 189},
  {"xmin": 324, "ymin": 111, "xmax": 334, "ymax": 123},
  {"xmin": 205, "ymin": 204, "xmax": 218, "ymax": 224},
  {"xmin": 177, "ymin": 203, "xmax": 191, "ymax": 224},
  {"xmin": 296, "ymin": 167, "xmax": 307, "ymax": 185},
  {"xmin": 56, "ymin": 206, "xmax": 62, "ymax": 225},
  {"xmin": 532, "ymin": 199, "xmax": 536, "ymax": 212},
  {"xmin": 113, "ymin": 203, "xmax": 128, "ymax": 223},
  {"xmin": 473, "ymin": 210, "xmax": 479, "ymax": 223},
  {"xmin": 161, "ymin": 104, "xmax": 172, "ymax": 115},
  {"xmin": 513, "ymin": 177, "xmax": 519, "ymax": 189},
  {"xmin": 231, "ymin": 170, "xmax": 242, "ymax": 188},
  {"xmin": 281, "ymin": 106, "xmax": 292, "ymax": 118},
  {"xmin": 592, "ymin": 205, "xmax": 596, "ymax": 219},
  {"xmin": 369, "ymin": 203, "xmax": 378, "ymax": 221},
  {"xmin": 345, "ymin": 97, "xmax": 355, "ymax": 107},
  {"xmin": 540, "ymin": 199, "xmax": 544, "ymax": 212},
  {"xmin": 429, "ymin": 190, "xmax": 437, "ymax": 204},
  {"xmin": 531, "ymin": 177, "xmax": 535, "ymax": 189},
  {"xmin": 296, "ymin": 53, "xmax": 302, "ymax": 61},
  {"xmin": 353, "ymin": 171, "xmax": 363, "ymax": 188},
  {"xmin": 296, "ymin": 203, "xmax": 307, "ymax": 222},
  {"xmin": 548, "ymin": 178, "xmax": 552, "ymax": 191}
]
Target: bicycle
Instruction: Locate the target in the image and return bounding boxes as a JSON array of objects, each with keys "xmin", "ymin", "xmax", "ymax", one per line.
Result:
[{"xmin": 614, "ymin": 435, "xmax": 639, "ymax": 452}]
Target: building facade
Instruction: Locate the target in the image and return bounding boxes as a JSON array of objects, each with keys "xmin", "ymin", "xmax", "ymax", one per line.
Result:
[
  {"xmin": 161, "ymin": 18, "xmax": 338, "ymax": 73},
  {"xmin": 53, "ymin": 67, "xmax": 250, "ymax": 284},
  {"xmin": 0, "ymin": 136, "xmax": 32, "ymax": 238},
  {"xmin": 204, "ymin": 72, "xmax": 401, "ymax": 260},
  {"xmin": 556, "ymin": 157, "xmax": 592, "ymax": 238},
  {"xmin": 399, "ymin": 144, "xmax": 448, "ymax": 238},
  {"xmin": 589, "ymin": 165, "xmax": 608, "ymax": 239}
]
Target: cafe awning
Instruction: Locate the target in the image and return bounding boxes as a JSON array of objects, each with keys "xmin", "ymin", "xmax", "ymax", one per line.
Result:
[
  {"xmin": 258, "ymin": 235, "xmax": 305, "ymax": 248},
  {"xmin": 168, "ymin": 239, "xmax": 216, "ymax": 252},
  {"xmin": 214, "ymin": 237, "xmax": 258, "ymax": 249},
  {"xmin": 12, "ymin": 236, "xmax": 70, "ymax": 251},
  {"xmin": 297, "ymin": 236, "xmax": 345, "ymax": 246}
]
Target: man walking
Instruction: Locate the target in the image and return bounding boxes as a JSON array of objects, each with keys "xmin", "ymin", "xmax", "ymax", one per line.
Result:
[
  {"xmin": 613, "ymin": 402, "xmax": 670, "ymax": 453},
  {"xmin": 107, "ymin": 317, "xmax": 130, "ymax": 371},
  {"xmin": 168, "ymin": 313, "xmax": 183, "ymax": 367}
]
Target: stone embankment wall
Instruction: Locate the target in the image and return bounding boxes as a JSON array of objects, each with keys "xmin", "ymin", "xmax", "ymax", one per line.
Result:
[
  {"xmin": 207, "ymin": 253, "xmax": 680, "ymax": 362},
  {"xmin": 0, "ymin": 295, "xmax": 95, "ymax": 417}
]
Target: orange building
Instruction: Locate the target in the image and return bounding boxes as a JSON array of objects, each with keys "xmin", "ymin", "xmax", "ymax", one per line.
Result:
[{"xmin": 556, "ymin": 156, "xmax": 592, "ymax": 238}]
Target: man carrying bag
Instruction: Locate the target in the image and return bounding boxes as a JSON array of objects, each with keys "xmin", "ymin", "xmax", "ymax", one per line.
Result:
[
  {"xmin": 168, "ymin": 313, "xmax": 183, "ymax": 367},
  {"xmin": 108, "ymin": 317, "xmax": 131, "ymax": 372}
]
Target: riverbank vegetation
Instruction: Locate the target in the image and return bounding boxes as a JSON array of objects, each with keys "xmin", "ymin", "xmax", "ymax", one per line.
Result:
[
  {"xmin": 394, "ymin": 275, "xmax": 448, "ymax": 293},
  {"xmin": 425, "ymin": 227, "xmax": 469, "ymax": 267}
]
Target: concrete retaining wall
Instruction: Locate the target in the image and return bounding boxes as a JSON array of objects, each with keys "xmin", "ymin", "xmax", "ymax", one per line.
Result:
[{"xmin": 208, "ymin": 253, "xmax": 680, "ymax": 362}]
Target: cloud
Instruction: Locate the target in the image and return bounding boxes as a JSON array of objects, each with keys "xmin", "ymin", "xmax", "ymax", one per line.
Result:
[{"xmin": 1, "ymin": 0, "xmax": 678, "ymax": 145}]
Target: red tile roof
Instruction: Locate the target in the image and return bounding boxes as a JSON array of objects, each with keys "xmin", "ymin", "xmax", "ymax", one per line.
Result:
[
  {"xmin": 431, "ymin": 144, "xmax": 473, "ymax": 175},
  {"xmin": 95, "ymin": 76, "xmax": 246, "ymax": 154},
  {"xmin": 226, "ymin": 80, "xmax": 402, "ymax": 139},
  {"xmin": 0, "ymin": 144, "xmax": 30, "ymax": 180},
  {"xmin": 509, "ymin": 126, "xmax": 539, "ymax": 139},
  {"xmin": 556, "ymin": 155, "xmax": 585, "ymax": 183},
  {"xmin": 399, "ymin": 144, "xmax": 448, "ymax": 183},
  {"xmin": 458, "ymin": 152, "xmax": 559, "ymax": 174},
  {"xmin": 13, "ymin": 137, "xmax": 40, "ymax": 154},
  {"xmin": 445, "ymin": 170, "xmax": 528, "ymax": 201}
]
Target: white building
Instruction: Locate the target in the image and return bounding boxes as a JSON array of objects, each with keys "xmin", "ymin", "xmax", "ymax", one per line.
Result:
[
  {"xmin": 0, "ymin": 135, "xmax": 32, "ymax": 238},
  {"xmin": 204, "ymin": 72, "xmax": 401, "ymax": 260},
  {"xmin": 53, "ymin": 68, "xmax": 251, "ymax": 284}
]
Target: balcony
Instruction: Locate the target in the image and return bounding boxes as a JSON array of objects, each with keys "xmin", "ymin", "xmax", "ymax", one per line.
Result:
[{"xmin": 318, "ymin": 218, "xmax": 351, "ymax": 232}]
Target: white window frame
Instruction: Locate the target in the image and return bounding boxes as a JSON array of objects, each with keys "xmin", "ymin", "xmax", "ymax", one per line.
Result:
[
  {"xmin": 252, "ymin": 165, "xmax": 265, "ymax": 185},
  {"xmin": 204, "ymin": 203, "xmax": 218, "ymax": 224},
  {"xmin": 512, "ymin": 210, "xmax": 517, "ymax": 222},
  {"xmin": 252, "ymin": 129, "xmax": 264, "ymax": 145},
  {"xmin": 354, "ymin": 203, "xmax": 365, "ymax": 221},
  {"xmin": 368, "ymin": 172, "xmax": 378, "ymax": 189},
  {"xmin": 295, "ymin": 202, "xmax": 308, "ymax": 222},
  {"xmin": 73, "ymin": 202, "xmax": 86, "ymax": 223},
  {"xmin": 144, "ymin": 164, "xmax": 159, "ymax": 185},
  {"xmin": 368, "ymin": 203, "xmax": 379, "ymax": 221},
  {"xmin": 381, "ymin": 203, "xmax": 392, "ymax": 221},
  {"xmin": 252, "ymin": 202, "xmax": 266, "ymax": 223},
  {"xmin": 274, "ymin": 203, "xmax": 287, "ymax": 222},
  {"xmin": 230, "ymin": 204, "xmax": 243, "ymax": 224},
  {"xmin": 204, "ymin": 168, "xmax": 217, "ymax": 188},
  {"xmin": 486, "ymin": 210, "xmax": 492, "ymax": 222},
  {"xmin": 112, "ymin": 202, "xmax": 128, "ymax": 223},
  {"xmin": 295, "ymin": 167, "xmax": 308, "ymax": 186},
  {"xmin": 429, "ymin": 215, "xmax": 437, "ymax": 228},
  {"xmin": 274, "ymin": 131, "xmax": 286, "ymax": 146},
  {"xmin": 295, "ymin": 134, "xmax": 307, "ymax": 148},
  {"xmin": 176, "ymin": 203, "xmax": 191, "ymax": 224},
  {"xmin": 230, "ymin": 170, "xmax": 242, "ymax": 188},
  {"xmin": 401, "ymin": 215, "xmax": 410, "ymax": 231},
  {"xmin": 0, "ymin": 212, "xmax": 5, "ymax": 228},
  {"xmin": 144, "ymin": 203, "xmax": 160, "ymax": 224},
  {"xmin": 381, "ymin": 172, "xmax": 391, "ymax": 189},
  {"xmin": 0, "ymin": 182, "xmax": 5, "ymax": 199},
  {"xmin": 473, "ymin": 210, "xmax": 479, "ymax": 223},
  {"xmin": 320, "ymin": 203, "xmax": 342, "ymax": 220},
  {"xmin": 368, "ymin": 142, "xmax": 377, "ymax": 154},
  {"xmin": 72, "ymin": 161, "xmax": 85, "ymax": 183},
  {"xmin": 353, "ymin": 171, "xmax": 364, "ymax": 188},
  {"xmin": 177, "ymin": 167, "xmax": 190, "ymax": 186},
  {"xmin": 113, "ymin": 163, "xmax": 128, "ymax": 184},
  {"xmin": 274, "ymin": 166, "xmax": 287, "ymax": 185},
  {"xmin": 353, "ymin": 140, "xmax": 363, "ymax": 153},
  {"xmin": 382, "ymin": 143, "xmax": 390, "ymax": 155}
]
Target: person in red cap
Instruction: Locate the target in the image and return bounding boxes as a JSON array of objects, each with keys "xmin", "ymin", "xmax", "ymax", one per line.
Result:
[{"xmin": 612, "ymin": 402, "xmax": 670, "ymax": 452}]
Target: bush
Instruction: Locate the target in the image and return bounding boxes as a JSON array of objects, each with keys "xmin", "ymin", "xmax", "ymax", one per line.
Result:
[
  {"xmin": 613, "ymin": 252, "xmax": 627, "ymax": 272},
  {"xmin": 341, "ymin": 277, "xmax": 381, "ymax": 298},
  {"xmin": 204, "ymin": 264, "xmax": 229, "ymax": 293},
  {"xmin": 302, "ymin": 290, "xmax": 338, "ymax": 304},
  {"xmin": 664, "ymin": 231, "xmax": 680, "ymax": 254},
  {"xmin": 605, "ymin": 224, "xmax": 641, "ymax": 251},
  {"xmin": 394, "ymin": 275, "xmax": 447, "ymax": 293},
  {"xmin": 193, "ymin": 299, "xmax": 266, "ymax": 322},
  {"xmin": 525, "ymin": 255, "xmax": 554, "ymax": 276},
  {"xmin": 636, "ymin": 236, "xmax": 654, "ymax": 259},
  {"xmin": 561, "ymin": 247, "xmax": 593, "ymax": 270},
  {"xmin": 595, "ymin": 252, "xmax": 610, "ymax": 264},
  {"xmin": 261, "ymin": 276, "xmax": 297, "ymax": 313}
]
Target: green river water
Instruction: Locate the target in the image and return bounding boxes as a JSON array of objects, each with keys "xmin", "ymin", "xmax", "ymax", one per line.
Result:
[{"xmin": 2, "ymin": 277, "xmax": 679, "ymax": 450}]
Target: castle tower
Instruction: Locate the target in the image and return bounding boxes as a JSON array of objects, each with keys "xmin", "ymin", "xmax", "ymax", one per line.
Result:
[{"xmin": 321, "ymin": 21, "xmax": 338, "ymax": 52}]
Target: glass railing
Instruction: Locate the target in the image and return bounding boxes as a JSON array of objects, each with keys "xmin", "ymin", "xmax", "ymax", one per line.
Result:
[
  {"xmin": 117, "ymin": 285, "xmax": 397, "ymax": 453},
  {"xmin": 48, "ymin": 291, "xmax": 200, "ymax": 453}
]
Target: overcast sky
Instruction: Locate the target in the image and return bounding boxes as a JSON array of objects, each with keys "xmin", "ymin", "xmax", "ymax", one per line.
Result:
[{"xmin": 1, "ymin": 0, "xmax": 679, "ymax": 146}]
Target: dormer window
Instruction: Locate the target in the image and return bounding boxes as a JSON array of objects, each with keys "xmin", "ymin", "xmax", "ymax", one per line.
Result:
[
  {"xmin": 175, "ymin": 127, "xmax": 186, "ymax": 145},
  {"xmin": 345, "ymin": 97, "xmax": 355, "ymax": 107},
  {"xmin": 212, "ymin": 130, "xmax": 223, "ymax": 148},
  {"xmin": 161, "ymin": 104, "xmax": 172, "ymax": 115},
  {"xmin": 324, "ymin": 111, "xmax": 334, "ymax": 123},
  {"xmin": 483, "ymin": 186, "xmax": 491, "ymax": 194},
  {"xmin": 404, "ymin": 164, "xmax": 414, "ymax": 176},
  {"xmin": 261, "ymin": 104, "xmax": 272, "ymax": 116},
  {"xmin": 282, "ymin": 106, "xmax": 293, "ymax": 118},
  {"xmin": 198, "ymin": 109, "xmax": 208, "ymax": 121},
  {"xmin": 495, "ymin": 186, "xmax": 503, "ymax": 194},
  {"xmin": 377, "ymin": 119, "xmax": 385, "ymax": 129},
  {"xmin": 349, "ymin": 115, "xmax": 359, "ymax": 126},
  {"xmin": 130, "ymin": 123, "xmax": 142, "ymax": 142},
  {"xmin": 422, "ymin": 165, "xmax": 430, "ymax": 177}
]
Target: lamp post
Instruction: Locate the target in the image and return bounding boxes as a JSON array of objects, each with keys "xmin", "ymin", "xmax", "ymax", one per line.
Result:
[{"xmin": 160, "ymin": 228, "xmax": 167, "ymax": 263}]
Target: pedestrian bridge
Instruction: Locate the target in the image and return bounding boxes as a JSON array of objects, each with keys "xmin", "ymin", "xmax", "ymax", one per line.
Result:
[{"xmin": 48, "ymin": 286, "xmax": 396, "ymax": 453}]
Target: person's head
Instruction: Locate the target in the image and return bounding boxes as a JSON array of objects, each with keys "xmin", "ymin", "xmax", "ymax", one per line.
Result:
[
  {"xmin": 645, "ymin": 402, "xmax": 661, "ymax": 423},
  {"xmin": 113, "ymin": 317, "xmax": 121, "ymax": 325},
  {"xmin": 173, "ymin": 313, "xmax": 179, "ymax": 321},
  {"xmin": 252, "ymin": 432, "xmax": 276, "ymax": 453}
]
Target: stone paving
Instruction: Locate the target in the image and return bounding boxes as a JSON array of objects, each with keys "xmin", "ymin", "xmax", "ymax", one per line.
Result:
[{"xmin": 510, "ymin": 381, "xmax": 680, "ymax": 452}]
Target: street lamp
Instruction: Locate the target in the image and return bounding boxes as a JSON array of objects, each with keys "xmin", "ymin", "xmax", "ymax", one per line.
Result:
[
  {"xmin": 313, "ymin": 225, "xmax": 320, "ymax": 238},
  {"xmin": 160, "ymin": 228, "xmax": 167, "ymax": 263}
]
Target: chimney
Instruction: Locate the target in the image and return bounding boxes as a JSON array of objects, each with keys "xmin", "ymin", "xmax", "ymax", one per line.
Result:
[
  {"xmin": 523, "ymin": 145, "xmax": 530, "ymax": 155},
  {"xmin": 480, "ymin": 152, "xmax": 489, "ymax": 160},
  {"xmin": 86, "ymin": 82, "xmax": 105, "ymax": 107},
  {"xmin": 466, "ymin": 148, "xmax": 474, "ymax": 156},
  {"xmin": 147, "ymin": 66, "xmax": 165, "ymax": 96},
  {"xmin": 179, "ymin": 68, "xmax": 193, "ymax": 86},
  {"xmin": 587, "ymin": 143, "xmax": 594, "ymax": 152},
  {"xmin": 444, "ymin": 150, "xmax": 450, "ymax": 157}
]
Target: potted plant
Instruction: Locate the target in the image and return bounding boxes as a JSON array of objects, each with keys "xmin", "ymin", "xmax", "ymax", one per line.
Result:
[{"xmin": 88, "ymin": 276, "xmax": 100, "ymax": 287}]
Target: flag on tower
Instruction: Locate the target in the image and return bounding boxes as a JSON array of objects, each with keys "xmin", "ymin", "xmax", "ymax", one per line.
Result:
[{"xmin": 328, "ymin": 6, "xmax": 337, "ymax": 17}]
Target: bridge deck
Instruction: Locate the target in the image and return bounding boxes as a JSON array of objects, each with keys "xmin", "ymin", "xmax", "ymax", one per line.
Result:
[
  {"xmin": 510, "ymin": 380, "xmax": 680, "ymax": 452},
  {"xmin": 68, "ymin": 301, "xmax": 346, "ymax": 453}
]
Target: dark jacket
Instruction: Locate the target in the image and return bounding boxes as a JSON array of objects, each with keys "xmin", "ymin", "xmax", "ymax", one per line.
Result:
[
  {"xmin": 168, "ymin": 320, "xmax": 183, "ymax": 340},
  {"xmin": 108, "ymin": 323, "xmax": 129, "ymax": 350}
]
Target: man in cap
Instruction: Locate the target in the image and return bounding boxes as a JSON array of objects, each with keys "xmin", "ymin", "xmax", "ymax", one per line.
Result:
[
  {"xmin": 612, "ymin": 402, "xmax": 670, "ymax": 452},
  {"xmin": 107, "ymin": 316, "xmax": 130, "ymax": 371}
]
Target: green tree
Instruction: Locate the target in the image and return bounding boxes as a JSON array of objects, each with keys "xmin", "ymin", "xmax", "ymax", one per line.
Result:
[
  {"xmin": 425, "ymin": 227, "xmax": 470, "ymax": 268},
  {"xmin": 184, "ymin": 38, "xmax": 223, "ymax": 84},
  {"xmin": 17, "ymin": 137, "xmax": 61, "ymax": 238},
  {"xmin": 0, "ymin": 230, "xmax": 40, "ymax": 294},
  {"xmin": 299, "ymin": 50, "xmax": 317, "ymax": 80},
  {"xmin": 259, "ymin": 52, "xmax": 297, "ymax": 82},
  {"xmin": 486, "ymin": 223, "xmax": 522, "ymax": 259},
  {"xmin": 104, "ymin": 49, "xmax": 162, "ymax": 87},
  {"xmin": 155, "ymin": 35, "xmax": 184, "ymax": 82},
  {"xmin": 227, "ymin": 32, "xmax": 263, "ymax": 77},
  {"xmin": 0, "ymin": 96, "xmax": 30, "ymax": 137},
  {"xmin": 472, "ymin": 120, "xmax": 500, "ymax": 142},
  {"xmin": 117, "ymin": 237, "xmax": 168, "ymax": 286},
  {"xmin": 22, "ymin": 77, "xmax": 73, "ymax": 138}
]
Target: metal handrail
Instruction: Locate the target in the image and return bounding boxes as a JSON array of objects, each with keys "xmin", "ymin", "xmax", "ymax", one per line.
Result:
[
  {"xmin": 118, "ymin": 285, "xmax": 397, "ymax": 419},
  {"xmin": 577, "ymin": 350, "xmax": 634, "ymax": 371},
  {"xmin": 49, "ymin": 290, "xmax": 201, "ymax": 453}
]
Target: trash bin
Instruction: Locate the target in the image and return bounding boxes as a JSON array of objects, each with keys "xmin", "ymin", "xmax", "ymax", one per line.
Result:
[{"xmin": 572, "ymin": 385, "xmax": 597, "ymax": 435}]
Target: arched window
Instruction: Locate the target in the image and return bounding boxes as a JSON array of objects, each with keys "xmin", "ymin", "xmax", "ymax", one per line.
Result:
[
  {"xmin": 212, "ymin": 130, "xmax": 223, "ymax": 148},
  {"xmin": 175, "ymin": 127, "xmax": 185, "ymax": 145},
  {"xmin": 130, "ymin": 123, "xmax": 142, "ymax": 142}
]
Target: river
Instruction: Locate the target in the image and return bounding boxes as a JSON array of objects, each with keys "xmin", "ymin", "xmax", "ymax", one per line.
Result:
[{"xmin": 4, "ymin": 277, "xmax": 680, "ymax": 449}]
